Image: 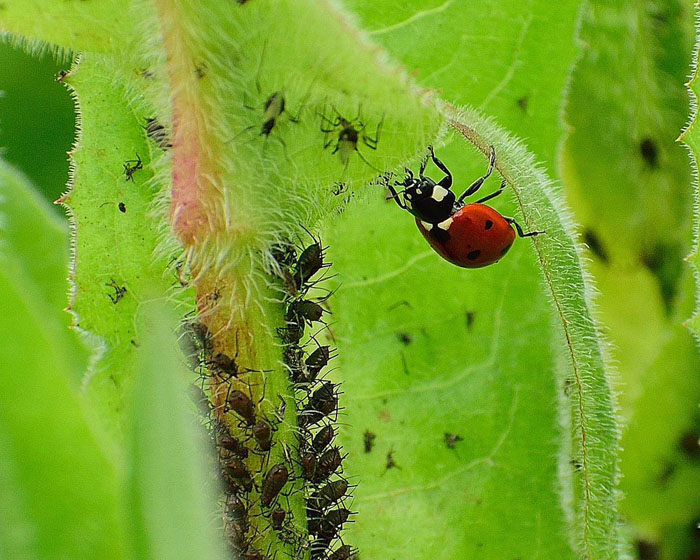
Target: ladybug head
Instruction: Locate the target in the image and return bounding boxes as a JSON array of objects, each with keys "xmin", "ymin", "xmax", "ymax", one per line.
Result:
[{"xmin": 393, "ymin": 173, "xmax": 456, "ymax": 224}]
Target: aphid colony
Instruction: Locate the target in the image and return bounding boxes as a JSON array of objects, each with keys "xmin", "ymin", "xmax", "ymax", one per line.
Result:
[
  {"xmin": 271, "ymin": 234, "xmax": 357, "ymax": 560},
  {"xmin": 180, "ymin": 233, "xmax": 355, "ymax": 560}
]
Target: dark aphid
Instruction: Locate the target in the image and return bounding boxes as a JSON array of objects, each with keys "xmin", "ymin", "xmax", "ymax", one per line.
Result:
[
  {"xmin": 300, "ymin": 452, "xmax": 317, "ymax": 481},
  {"xmin": 217, "ymin": 434, "xmax": 249, "ymax": 459},
  {"xmin": 243, "ymin": 547, "xmax": 263, "ymax": 560},
  {"xmin": 328, "ymin": 545, "xmax": 356, "ymax": 560},
  {"xmin": 305, "ymin": 345, "xmax": 331, "ymax": 378},
  {"xmin": 300, "ymin": 381, "xmax": 338, "ymax": 428},
  {"xmin": 253, "ymin": 419, "xmax": 273, "ymax": 452},
  {"xmin": 285, "ymin": 298, "xmax": 326, "ymax": 326},
  {"xmin": 312, "ymin": 447, "xmax": 343, "ymax": 483},
  {"xmin": 444, "ymin": 432, "xmax": 464, "ymax": 450},
  {"xmin": 277, "ymin": 323, "xmax": 305, "ymax": 345},
  {"xmin": 271, "ymin": 507, "xmax": 286, "ymax": 530},
  {"xmin": 227, "ymin": 389, "xmax": 256, "ymax": 427},
  {"xmin": 189, "ymin": 384, "xmax": 213, "ymax": 417},
  {"xmin": 118, "ymin": 202, "xmax": 126, "ymax": 213},
  {"xmin": 314, "ymin": 507, "xmax": 352, "ymax": 540},
  {"xmin": 363, "ymin": 430, "xmax": 376, "ymax": 453},
  {"xmin": 310, "ymin": 479, "xmax": 349, "ymax": 511},
  {"xmin": 227, "ymin": 518, "xmax": 249, "ymax": 550},
  {"xmin": 261, "ymin": 463, "xmax": 289, "ymax": 507},
  {"xmin": 189, "ymin": 321, "xmax": 213, "ymax": 352},
  {"xmin": 283, "ymin": 344, "xmax": 305, "ymax": 372},
  {"xmin": 294, "ymin": 241, "xmax": 325, "ymax": 286},
  {"xmin": 226, "ymin": 493, "xmax": 248, "ymax": 521},
  {"xmin": 224, "ymin": 457, "xmax": 254, "ymax": 493},
  {"xmin": 210, "ymin": 352, "xmax": 241, "ymax": 379},
  {"xmin": 123, "ymin": 153, "xmax": 143, "ymax": 182},
  {"xmin": 144, "ymin": 117, "xmax": 172, "ymax": 149},
  {"xmin": 311, "ymin": 425, "xmax": 335, "ymax": 454},
  {"xmin": 260, "ymin": 92, "xmax": 286, "ymax": 136},
  {"xmin": 271, "ymin": 241, "xmax": 297, "ymax": 268}
]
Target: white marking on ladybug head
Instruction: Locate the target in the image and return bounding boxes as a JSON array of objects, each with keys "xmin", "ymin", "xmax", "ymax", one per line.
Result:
[
  {"xmin": 432, "ymin": 186, "xmax": 449, "ymax": 202},
  {"xmin": 420, "ymin": 220, "xmax": 433, "ymax": 230},
  {"xmin": 405, "ymin": 192, "xmax": 412, "ymax": 199},
  {"xmin": 437, "ymin": 217, "xmax": 453, "ymax": 230}
]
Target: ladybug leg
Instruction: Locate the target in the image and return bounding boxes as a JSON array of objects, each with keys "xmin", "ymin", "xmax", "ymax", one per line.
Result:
[
  {"xmin": 504, "ymin": 217, "xmax": 545, "ymax": 238},
  {"xmin": 474, "ymin": 178, "xmax": 506, "ymax": 204},
  {"xmin": 385, "ymin": 182, "xmax": 408, "ymax": 209},
  {"xmin": 426, "ymin": 145, "xmax": 453, "ymax": 189},
  {"xmin": 457, "ymin": 145, "xmax": 497, "ymax": 204}
]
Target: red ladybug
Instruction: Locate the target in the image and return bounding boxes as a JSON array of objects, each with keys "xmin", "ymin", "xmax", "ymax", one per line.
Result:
[{"xmin": 386, "ymin": 146, "xmax": 543, "ymax": 268}]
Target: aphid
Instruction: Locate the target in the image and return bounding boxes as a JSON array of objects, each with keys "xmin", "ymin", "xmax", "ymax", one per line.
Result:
[
  {"xmin": 313, "ymin": 507, "xmax": 351, "ymax": 540},
  {"xmin": 305, "ymin": 345, "xmax": 332, "ymax": 379},
  {"xmin": 328, "ymin": 545, "xmax": 357, "ymax": 560},
  {"xmin": 271, "ymin": 507, "xmax": 286, "ymax": 530},
  {"xmin": 243, "ymin": 548, "xmax": 262, "ymax": 560},
  {"xmin": 300, "ymin": 451, "xmax": 318, "ymax": 481},
  {"xmin": 227, "ymin": 389, "xmax": 256, "ymax": 427},
  {"xmin": 309, "ymin": 479, "xmax": 349, "ymax": 512},
  {"xmin": 261, "ymin": 463, "xmax": 289, "ymax": 508},
  {"xmin": 210, "ymin": 352, "xmax": 242, "ymax": 379},
  {"xmin": 217, "ymin": 434, "xmax": 249, "ymax": 459},
  {"xmin": 189, "ymin": 384, "xmax": 213, "ymax": 418},
  {"xmin": 223, "ymin": 457, "xmax": 254, "ymax": 493},
  {"xmin": 277, "ymin": 323, "xmax": 305, "ymax": 345},
  {"xmin": 107, "ymin": 279, "xmax": 127, "ymax": 304},
  {"xmin": 253, "ymin": 419, "xmax": 273, "ymax": 452},
  {"xmin": 285, "ymin": 298, "xmax": 326, "ymax": 327},
  {"xmin": 123, "ymin": 153, "xmax": 143, "ymax": 182},
  {"xmin": 271, "ymin": 241, "xmax": 298, "ymax": 268},
  {"xmin": 363, "ymin": 431, "xmax": 376, "ymax": 453},
  {"xmin": 144, "ymin": 117, "xmax": 172, "ymax": 149},
  {"xmin": 294, "ymin": 239, "xmax": 326, "ymax": 287},
  {"xmin": 300, "ymin": 381, "xmax": 338, "ymax": 428},
  {"xmin": 312, "ymin": 447, "xmax": 343, "ymax": 483},
  {"xmin": 226, "ymin": 493, "xmax": 248, "ymax": 521},
  {"xmin": 319, "ymin": 105, "xmax": 382, "ymax": 171},
  {"xmin": 386, "ymin": 146, "xmax": 544, "ymax": 268},
  {"xmin": 311, "ymin": 425, "xmax": 335, "ymax": 454},
  {"xmin": 385, "ymin": 450, "xmax": 400, "ymax": 470},
  {"xmin": 118, "ymin": 202, "xmax": 127, "ymax": 213},
  {"xmin": 444, "ymin": 432, "xmax": 464, "ymax": 450}
]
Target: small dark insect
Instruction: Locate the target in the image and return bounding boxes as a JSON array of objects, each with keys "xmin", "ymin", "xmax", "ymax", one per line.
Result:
[
  {"xmin": 195, "ymin": 63, "xmax": 206, "ymax": 79},
  {"xmin": 312, "ymin": 447, "xmax": 343, "ymax": 483},
  {"xmin": 223, "ymin": 457, "xmax": 254, "ymax": 492},
  {"xmin": 315, "ymin": 507, "xmax": 352, "ymax": 540},
  {"xmin": 123, "ymin": 153, "xmax": 143, "ymax": 182},
  {"xmin": 332, "ymin": 182, "xmax": 347, "ymax": 196},
  {"xmin": 305, "ymin": 345, "xmax": 332, "ymax": 378},
  {"xmin": 55, "ymin": 69, "xmax": 70, "ymax": 82},
  {"xmin": 253, "ymin": 419, "xmax": 273, "ymax": 452},
  {"xmin": 118, "ymin": 202, "xmax": 127, "ymax": 213},
  {"xmin": 243, "ymin": 547, "xmax": 262, "ymax": 560},
  {"xmin": 444, "ymin": 433, "xmax": 464, "ymax": 450},
  {"xmin": 227, "ymin": 389, "xmax": 256, "ymax": 427},
  {"xmin": 218, "ymin": 434, "xmax": 249, "ymax": 459},
  {"xmin": 679, "ymin": 431, "xmax": 700, "ymax": 459},
  {"xmin": 301, "ymin": 452, "xmax": 318, "ymax": 481},
  {"xmin": 516, "ymin": 95, "xmax": 529, "ymax": 112},
  {"xmin": 277, "ymin": 323, "xmax": 305, "ymax": 345},
  {"xmin": 396, "ymin": 332, "xmax": 412, "ymax": 345},
  {"xmin": 294, "ymin": 240, "xmax": 326, "ymax": 288},
  {"xmin": 271, "ymin": 507, "xmax": 286, "ymax": 530},
  {"xmin": 363, "ymin": 430, "xmax": 376, "ymax": 453},
  {"xmin": 271, "ymin": 241, "xmax": 298, "ymax": 268},
  {"xmin": 226, "ymin": 493, "xmax": 248, "ymax": 521},
  {"xmin": 311, "ymin": 425, "xmax": 335, "ymax": 454},
  {"xmin": 286, "ymin": 298, "xmax": 326, "ymax": 327},
  {"xmin": 189, "ymin": 384, "xmax": 213, "ymax": 418},
  {"xmin": 107, "ymin": 279, "xmax": 127, "ymax": 304},
  {"xmin": 261, "ymin": 463, "xmax": 289, "ymax": 507},
  {"xmin": 300, "ymin": 381, "xmax": 338, "ymax": 428},
  {"xmin": 309, "ymin": 479, "xmax": 349, "ymax": 511},
  {"xmin": 639, "ymin": 137, "xmax": 659, "ymax": 168},
  {"xmin": 465, "ymin": 311, "xmax": 476, "ymax": 331},
  {"xmin": 210, "ymin": 352, "xmax": 242, "ymax": 379},
  {"xmin": 320, "ymin": 105, "xmax": 383, "ymax": 171},
  {"xmin": 328, "ymin": 545, "xmax": 357, "ymax": 560},
  {"xmin": 144, "ymin": 117, "xmax": 172, "ymax": 149},
  {"xmin": 385, "ymin": 450, "xmax": 400, "ymax": 470}
]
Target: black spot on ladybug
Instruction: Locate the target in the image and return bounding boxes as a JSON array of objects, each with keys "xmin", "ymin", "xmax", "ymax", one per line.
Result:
[
  {"xmin": 484, "ymin": 220, "xmax": 493, "ymax": 230},
  {"xmin": 118, "ymin": 202, "xmax": 126, "ymax": 213},
  {"xmin": 500, "ymin": 243, "xmax": 513, "ymax": 257},
  {"xmin": 639, "ymin": 138, "xmax": 659, "ymax": 168},
  {"xmin": 467, "ymin": 250, "xmax": 481, "ymax": 261},
  {"xmin": 583, "ymin": 229, "xmax": 609, "ymax": 264}
]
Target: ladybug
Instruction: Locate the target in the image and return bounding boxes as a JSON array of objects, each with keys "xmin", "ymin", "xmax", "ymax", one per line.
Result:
[{"xmin": 386, "ymin": 146, "xmax": 543, "ymax": 268}]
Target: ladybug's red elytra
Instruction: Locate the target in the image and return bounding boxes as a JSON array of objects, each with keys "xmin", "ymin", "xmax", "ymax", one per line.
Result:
[{"xmin": 386, "ymin": 146, "xmax": 543, "ymax": 268}]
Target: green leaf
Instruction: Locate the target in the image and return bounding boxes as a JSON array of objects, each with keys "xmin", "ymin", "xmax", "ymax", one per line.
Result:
[
  {"xmin": 565, "ymin": 0, "xmax": 700, "ymax": 555},
  {"xmin": 0, "ymin": 161, "xmax": 124, "ymax": 560},
  {"xmin": 125, "ymin": 301, "xmax": 226, "ymax": 560}
]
